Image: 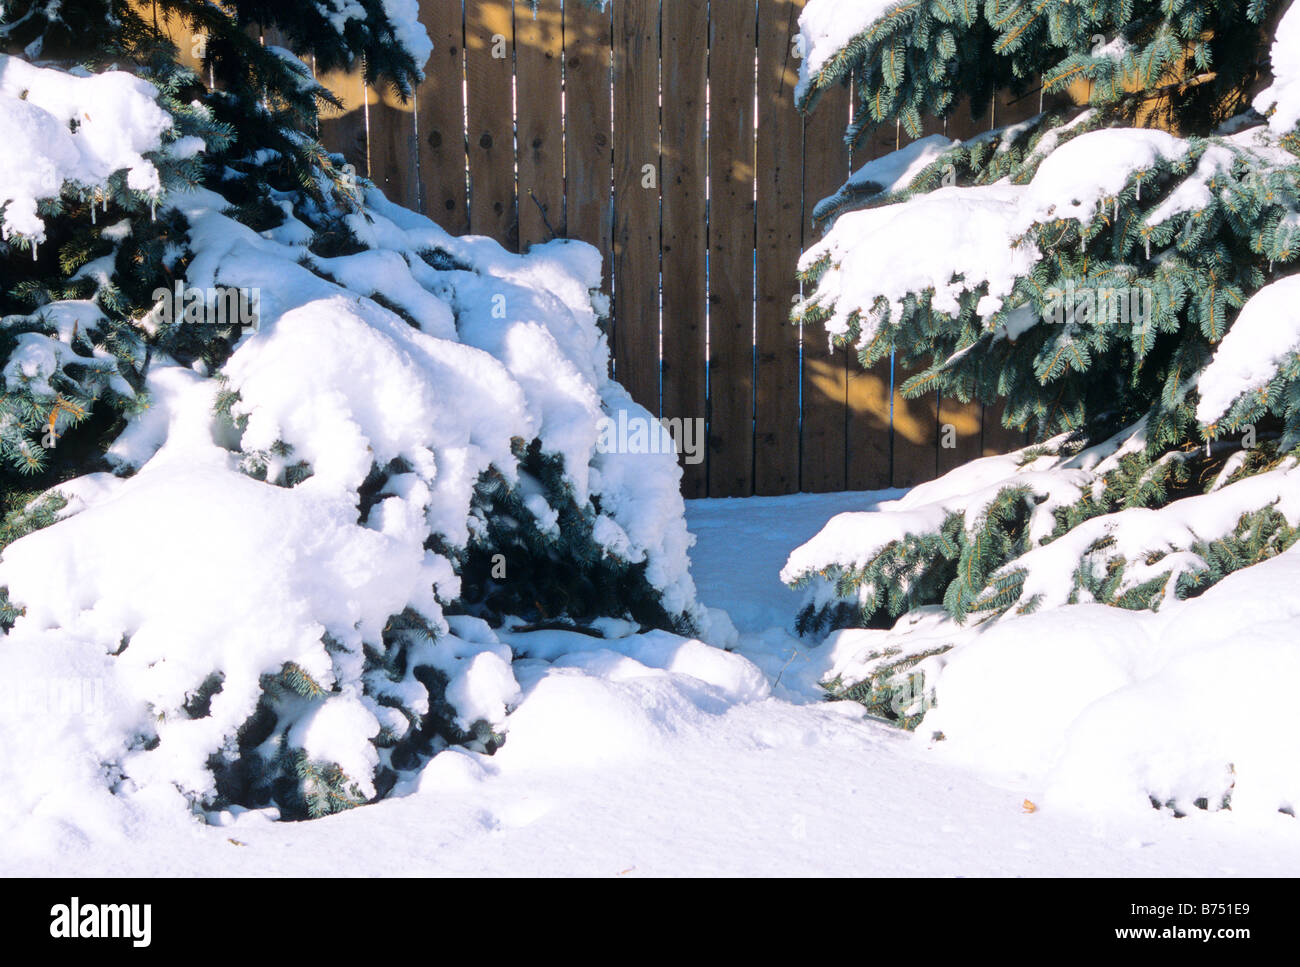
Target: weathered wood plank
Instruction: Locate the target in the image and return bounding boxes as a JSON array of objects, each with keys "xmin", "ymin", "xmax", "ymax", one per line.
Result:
[
  {"xmin": 880, "ymin": 116, "xmax": 941, "ymax": 490},
  {"xmin": 707, "ymin": 0, "xmax": 758, "ymax": 497},
  {"xmin": 415, "ymin": 0, "xmax": 470, "ymax": 234},
  {"xmin": 889, "ymin": 363, "xmax": 939, "ymax": 488},
  {"xmin": 753, "ymin": 0, "xmax": 804, "ymax": 496},
  {"xmin": 317, "ymin": 64, "xmax": 372, "ymax": 179},
  {"xmin": 611, "ymin": 0, "xmax": 661, "ymax": 410},
  {"xmin": 563, "ymin": 0, "xmax": 613, "ymax": 292},
  {"xmin": 611, "ymin": 0, "xmax": 665, "ymax": 410},
  {"xmin": 465, "ymin": 1, "xmax": 517, "ymax": 246},
  {"xmin": 660, "ymin": 0, "xmax": 709, "ymax": 497},
  {"xmin": 369, "ymin": 86, "xmax": 419, "ymax": 209},
  {"xmin": 515, "ymin": 0, "xmax": 564, "ymax": 248},
  {"xmin": 938, "ymin": 391, "xmax": 985, "ymax": 474},
  {"xmin": 800, "ymin": 79, "xmax": 851, "ymax": 494}
]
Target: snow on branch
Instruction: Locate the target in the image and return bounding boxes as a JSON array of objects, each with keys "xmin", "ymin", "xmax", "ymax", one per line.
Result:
[{"xmin": 0, "ymin": 54, "xmax": 171, "ymax": 242}]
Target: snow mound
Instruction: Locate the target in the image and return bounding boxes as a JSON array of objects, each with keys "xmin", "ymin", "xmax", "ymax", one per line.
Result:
[
  {"xmin": 917, "ymin": 545, "xmax": 1300, "ymax": 817},
  {"xmin": 0, "ymin": 367, "xmax": 443, "ymax": 813}
]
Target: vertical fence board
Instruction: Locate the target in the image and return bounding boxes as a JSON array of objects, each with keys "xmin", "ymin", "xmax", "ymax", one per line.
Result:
[
  {"xmin": 843, "ymin": 103, "xmax": 893, "ymax": 491},
  {"xmin": 416, "ymin": 0, "xmax": 470, "ymax": 234},
  {"xmin": 890, "ymin": 361, "xmax": 939, "ymax": 487},
  {"xmin": 309, "ymin": 0, "xmax": 370, "ymax": 178},
  {"xmin": 258, "ymin": 25, "xmax": 290, "ymax": 55},
  {"xmin": 881, "ymin": 113, "xmax": 974, "ymax": 481},
  {"xmin": 937, "ymin": 392, "xmax": 984, "ymax": 474},
  {"xmin": 317, "ymin": 64, "xmax": 371, "ymax": 176},
  {"xmin": 753, "ymin": 0, "xmax": 803, "ymax": 496},
  {"xmin": 370, "ymin": 88, "xmax": 419, "ymax": 209},
  {"xmin": 707, "ymin": 1, "xmax": 758, "ymax": 498},
  {"xmin": 466, "ymin": 1, "xmax": 517, "ymax": 246},
  {"xmin": 134, "ymin": 1, "xmax": 210, "ymax": 87},
  {"xmin": 365, "ymin": 0, "xmax": 417, "ymax": 212},
  {"xmin": 563, "ymin": 0, "xmax": 613, "ymax": 292},
  {"xmin": 515, "ymin": 0, "xmax": 565, "ymax": 248},
  {"xmin": 943, "ymin": 96, "xmax": 988, "ymax": 144},
  {"xmin": 860, "ymin": 113, "xmax": 900, "ymax": 160},
  {"xmin": 158, "ymin": 2, "xmax": 208, "ymax": 78},
  {"xmin": 611, "ymin": 0, "xmax": 661, "ymax": 409},
  {"xmin": 661, "ymin": 0, "xmax": 710, "ymax": 498},
  {"xmin": 845, "ymin": 357, "xmax": 893, "ymax": 489},
  {"xmin": 801, "ymin": 83, "xmax": 851, "ymax": 493}
]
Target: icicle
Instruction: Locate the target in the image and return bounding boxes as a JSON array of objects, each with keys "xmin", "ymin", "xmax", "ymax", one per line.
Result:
[
  {"xmin": 1114, "ymin": 198, "xmax": 1119, "ymax": 221},
  {"xmin": 102, "ymin": 193, "xmax": 107, "ymax": 215},
  {"xmin": 32, "ymin": 240, "xmax": 37, "ymax": 262},
  {"xmin": 150, "ymin": 199, "xmax": 156, "ymax": 222},
  {"xmin": 90, "ymin": 195, "xmax": 96, "ymax": 226},
  {"xmin": 1144, "ymin": 235, "xmax": 1150, "ymax": 259},
  {"xmin": 1136, "ymin": 178, "xmax": 1142, "ymax": 202}
]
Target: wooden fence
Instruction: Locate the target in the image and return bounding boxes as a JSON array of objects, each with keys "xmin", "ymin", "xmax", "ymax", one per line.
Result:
[{"xmin": 191, "ymin": 1, "xmax": 1050, "ymax": 497}]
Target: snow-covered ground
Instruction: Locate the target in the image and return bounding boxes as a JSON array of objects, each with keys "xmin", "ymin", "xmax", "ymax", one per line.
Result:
[{"xmin": 7, "ymin": 489, "xmax": 1300, "ymax": 877}]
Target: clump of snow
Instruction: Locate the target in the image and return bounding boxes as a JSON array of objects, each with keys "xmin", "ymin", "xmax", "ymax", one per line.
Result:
[
  {"xmin": 798, "ymin": 129, "xmax": 1194, "ymax": 339},
  {"xmin": 998, "ymin": 460, "xmax": 1300, "ymax": 612},
  {"xmin": 1010, "ymin": 128, "xmax": 1189, "ymax": 235},
  {"xmin": 799, "ymin": 120, "xmax": 1297, "ymax": 353},
  {"xmin": 795, "ymin": 0, "xmax": 903, "ymax": 104},
  {"xmin": 799, "ymin": 183, "xmax": 1038, "ymax": 341},
  {"xmin": 1146, "ymin": 126, "xmax": 1293, "ymax": 229},
  {"xmin": 790, "ymin": 501, "xmax": 1300, "ymax": 822},
  {"xmin": 2, "ymin": 303, "xmax": 133, "ymax": 402},
  {"xmin": 1143, "ymin": 142, "xmax": 1237, "ymax": 226},
  {"xmin": 781, "ymin": 448, "xmax": 1087, "ymax": 590},
  {"xmin": 379, "ymin": 0, "xmax": 434, "ymax": 72},
  {"xmin": 225, "ymin": 292, "xmax": 528, "ymax": 544},
  {"xmin": 1255, "ymin": 1, "xmax": 1300, "ymax": 135},
  {"xmin": 1196, "ymin": 274, "xmax": 1300, "ymax": 426},
  {"xmin": 0, "ymin": 54, "xmax": 171, "ymax": 241},
  {"xmin": 812, "ymin": 133, "xmax": 955, "ymax": 222},
  {"xmin": 443, "ymin": 651, "xmax": 521, "ymax": 733},
  {"xmin": 494, "ymin": 631, "xmax": 771, "ymax": 771},
  {"xmin": 785, "ymin": 414, "xmax": 1300, "ymax": 623},
  {"xmin": 309, "ymin": 1, "xmax": 432, "ymax": 77},
  {"xmin": 0, "ymin": 367, "xmax": 445, "ymax": 806}
]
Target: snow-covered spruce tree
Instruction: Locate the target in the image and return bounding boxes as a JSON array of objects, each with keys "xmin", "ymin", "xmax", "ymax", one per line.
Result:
[
  {"xmin": 0, "ymin": 1, "xmax": 704, "ymax": 826},
  {"xmin": 783, "ymin": 0, "xmax": 1300, "ymax": 711}
]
